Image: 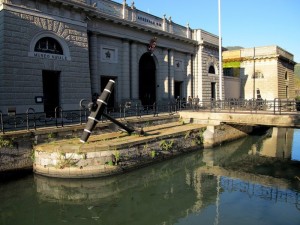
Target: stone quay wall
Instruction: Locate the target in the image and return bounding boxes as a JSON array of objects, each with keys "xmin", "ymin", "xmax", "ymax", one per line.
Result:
[{"xmin": 0, "ymin": 114, "xmax": 255, "ymax": 177}]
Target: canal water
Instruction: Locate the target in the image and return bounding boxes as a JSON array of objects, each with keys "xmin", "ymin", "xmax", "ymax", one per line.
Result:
[{"xmin": 1, "ymin": 128, "xmax": 300, "ymax": 225}]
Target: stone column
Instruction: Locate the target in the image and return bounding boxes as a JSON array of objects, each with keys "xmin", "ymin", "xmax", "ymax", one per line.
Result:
[
  {"xmin": 168, "ymin": 17, "xmax": 173, "ymax": 34},
  {"xmin": 169, "ymin": 49, "xmax": 175, "ymax": 99},
  {"xmin": 162, "ymin": 14, "xmax": 167, "ymax": 32},
  {"xmin": 161, "ymin": 49, "xmax": 169, "ymax": 100},
  {"xmin": 203, "ymin": 125, "xmax": 215, "ymax": 148},
  {"xmin": 196, "ymin": 46, "xmax": 203, "ymax": 100},
  {"xmin": 121, "ymin": 40, "xmax": 130, "ymax": 101},
  {"xmin": 131, "ymin": 3, "xmax": 136, "ymax": 22},
  {"xmin": 186, "ymin": 54, "xmax": 193, "ymax": 97},
  {"xmin": 186, "ymin": 23, "xmax": 191, "ymax": 39},
  {"xmin": 122, "ymin": 0, "xmax": 128, "ymax": 20},
  {"xmin": 89, "ymin": 33, "xmax": 99, "ymax": 95},
  {"xmin": 131, "ymin": 42, "xmax": 138, "ymax": 99}
]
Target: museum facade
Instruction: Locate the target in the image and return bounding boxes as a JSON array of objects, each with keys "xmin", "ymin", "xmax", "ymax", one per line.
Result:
[{"xmin": 0, "ymin": 0, "xmax": 222, "ymax": 115}]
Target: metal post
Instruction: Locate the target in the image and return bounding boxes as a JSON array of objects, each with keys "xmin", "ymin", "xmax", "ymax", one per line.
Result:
[
  {"xmin": 26, "ymin": 108, "xmax": 36, "ymax": 130},
  {"xmin": 79, "ymin": 99, "xmax": 88, "ymax": 125},
  {"xmin": 218, "ymin": 0, "xmax": 223, "ymax": 101},
  {"xmin": 253, "ymin": 47, "xmax": 256, "ymax": 99},
  {"xmin": 0, "ymin": 111, "xmax": 3, "ymax": 134}
]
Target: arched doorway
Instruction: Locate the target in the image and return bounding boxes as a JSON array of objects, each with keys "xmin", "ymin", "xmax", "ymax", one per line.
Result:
[{"xmin": 139, "ymin": 53, "xmax": 156, "ymax": 105}]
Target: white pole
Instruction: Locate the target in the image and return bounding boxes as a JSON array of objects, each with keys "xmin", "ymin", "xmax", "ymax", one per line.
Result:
[{"xmin": 218, "ymin": 0, "xmax": 223, "ymax": 100}]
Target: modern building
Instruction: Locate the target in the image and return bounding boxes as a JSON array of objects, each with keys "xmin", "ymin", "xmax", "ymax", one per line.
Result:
[
  {"xmin": 0, "ymin": 0, "xmax": 223, "ymax": 115},
  {"xmin": 294, "ymin": 63, "xmax": 300, "ymax": 96},
  {"xmin": 223, "ymin": 46, "xmax": 296, "ymax": 100}
]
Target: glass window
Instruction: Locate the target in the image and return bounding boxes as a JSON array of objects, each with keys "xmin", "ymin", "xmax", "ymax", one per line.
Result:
[
  {"xmin": 223, "ymin": 68, "xmax": 240, "ymax": 77},
  {"xmin": 34, "ymin": 37, "xmax": 63, "ymax": 55},
  {"xmin": 208, "ymin": 65, "xmax": 215, "ymax": 74},
  {"xmin": 223, "ymin": 68, "xmax": 232, "ymax": 77}
]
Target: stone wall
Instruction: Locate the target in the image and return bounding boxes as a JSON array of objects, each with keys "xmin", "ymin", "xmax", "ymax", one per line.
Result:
[
  {"xmin": 0, "ymin": 121, "xmax": 255, "ymax": 177},
  {"xmin": 0, "ymin": 4, "xmax": 91, "ymax": 113},
  {"xmin": 0, "ymin": 114, "xmax": 179, "ymax": 173},
  {"xmin": 33, "ymin": 128, "xmax": 204, "ymax": 178}
]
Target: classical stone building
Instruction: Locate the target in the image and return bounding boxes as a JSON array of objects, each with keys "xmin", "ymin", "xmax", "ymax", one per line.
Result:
[
  {"xmin": 223, "ymin": 46, "xmax": 296, "ymax": 100},
  {"xmin": 0, "ymin": 0, "xmax": 223, "ymax": 115}
]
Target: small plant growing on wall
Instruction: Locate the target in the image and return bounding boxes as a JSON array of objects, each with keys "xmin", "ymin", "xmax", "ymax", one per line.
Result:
[
  {"xmin": 30, "ymin": 149, "xmax": 35, "ymax": 162},
  {"xmin": 190, "ymin": 129, "xmax": 205, "ymax": 146},
  {"xmin": 195, "ymin": 129, "xmax": 205, "ymax": 146},
  {"xmin": 78, "ymin": 152, "xmax": 87, "ymax": 159},
  {"xmin": 113, "ymin": 151, "xmax": 120, "ymax": 165},
  {"xmin": 178, "ymin": 117, "xmax": 185, "ymax": 125},
  {"xmin": 159, "ymin": 140, "xmax": 174, "ymax": 152},
  {"xmin": 47, "ymin": 132, "xmax": 57, "ymax": 140},
  {"xmin": 107, "ymin": 160, "xmax": 114, "ymax": 166},
  {"xmin": 57, "ymin": 152, "xmax": 78, "ymax": 169},
  {"xmin": 143, "ymin": 143, "xmax": 149, "ymax": 150},
  {"xmin": 0, "ymin": 136, "xmax": 14, "ymax": 148},
  {"xmin": 151, "ymin": 150, "xmax": 156, "ymax": 159},
  {"xmin": 184, "ymin": 130, "xmax": 191, "ymax": 139}
]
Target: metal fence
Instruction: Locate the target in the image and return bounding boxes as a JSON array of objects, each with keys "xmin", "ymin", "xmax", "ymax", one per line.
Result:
[
  {"xmin": 0, "ymin": 98, "xmax": 299, "ymax": 133},
  {"xmin": 0, "ymin": 100, "xmax": 179, "ymax": 133},
  {"xmin": 186, "ymin": 98, "xmax": 300, "ymax": 114}
]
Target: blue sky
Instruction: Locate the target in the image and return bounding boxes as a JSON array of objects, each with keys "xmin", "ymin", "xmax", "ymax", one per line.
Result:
[{"xmin": 114, "ymin": 0, "xmax": 300, "ymax": 63}]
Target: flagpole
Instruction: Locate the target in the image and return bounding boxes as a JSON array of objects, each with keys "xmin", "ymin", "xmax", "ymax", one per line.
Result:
[{"xmin": 218, "ymin": 0, "xmax": 223, "ymax": 100}]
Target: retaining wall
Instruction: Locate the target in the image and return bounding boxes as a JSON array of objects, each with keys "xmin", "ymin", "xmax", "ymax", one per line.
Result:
[{"xmin": 1, "ymin": 114, "xmax": 256, "ymax": 177}]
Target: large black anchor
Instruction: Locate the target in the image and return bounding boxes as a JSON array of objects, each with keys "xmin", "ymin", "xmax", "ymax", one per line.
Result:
[{"xmin": 80, "ymin": 80, "xmax": 141, "ymax": 143}]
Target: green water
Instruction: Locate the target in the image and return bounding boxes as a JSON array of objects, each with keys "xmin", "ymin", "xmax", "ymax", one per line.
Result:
[{"xmin": 1, "ymin": 128, "xmax": 300, "ymax": 225}]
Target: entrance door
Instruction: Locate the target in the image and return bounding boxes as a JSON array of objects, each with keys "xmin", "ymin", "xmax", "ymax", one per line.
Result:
[
  {"xmin": 174, "ymin": 81, "xmax": 182, "ymax": 99},
  {"xmin": 42, "ymin": 70, "xmax": 60, "ymax": 117},
  {"xmin": 139, "ymin": 53, "xmax": 156, "ymax": 106},
  {"xmin": 211, "ymin": 82, "xmax": 216, "ymax": 100},
  {"xmin": 101, "ymin": 76, "xmax": 115, "ymax": 108}
]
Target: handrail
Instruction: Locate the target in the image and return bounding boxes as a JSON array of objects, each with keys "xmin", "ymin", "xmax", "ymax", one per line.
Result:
[
  {"xmin": 0, "ymin": 98, "xmax": 299, "ymax": 133},
  {"xmin": 0, "ymin": 111, "xmax": 3, "ymax": 134},
  {"xmin": 55, "ymin": 106, "xmax": 63, "ymax": 127},
  {"xmin": 26, "ymin": 108, "xmax": 36, "ymax": 130},
  {"xmin": 79, "ymin": 99, "xmax": 89, "ymax": 125}
]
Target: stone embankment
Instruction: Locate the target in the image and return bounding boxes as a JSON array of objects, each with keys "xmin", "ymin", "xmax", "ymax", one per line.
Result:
[{"xmin": 0, "ymin": 113, "xmax": 255, "ymax": 178}]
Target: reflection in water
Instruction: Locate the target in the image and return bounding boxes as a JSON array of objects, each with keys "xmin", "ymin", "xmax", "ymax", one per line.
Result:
[
  {"xmin": 292, "ymin": 129, "xmax": 300, "ymax": 161},
  {"xmin": 249, "ymin": 127, "xmax": 293, "ymax": 159},
  {"xmin": 0, "ymin": 128, "xmax": 300, "ymax": 225}
]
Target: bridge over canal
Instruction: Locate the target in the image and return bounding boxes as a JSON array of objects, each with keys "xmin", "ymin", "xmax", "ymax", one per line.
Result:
[
  {"xmin": 179, "ymin": 111, "xmax": 300, "ymax": 128},
  {"xmin": 179, "ymin": 110, "xmax": 300, "ymax": 148}
]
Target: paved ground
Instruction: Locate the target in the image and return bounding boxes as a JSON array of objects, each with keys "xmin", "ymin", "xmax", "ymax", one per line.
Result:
[{"xmin": 35, "ymin": 121, "xmax": 206, "ymax": 153}]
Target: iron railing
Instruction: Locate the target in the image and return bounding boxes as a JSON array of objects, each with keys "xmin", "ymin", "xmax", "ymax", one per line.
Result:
[
  {"xmin": 0, "ymin": 98, "xmax": 299, "ymax": 133},
  {"xmin": 0, "ymin": 100, "xmax": 179, "ymax": 133},
  {"xmin": 182, "ymin": 98, "xmax": 300, "ymax": 114}
]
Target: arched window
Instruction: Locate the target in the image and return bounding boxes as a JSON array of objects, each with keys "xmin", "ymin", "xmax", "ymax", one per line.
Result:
[
  {"xmin": 208, "ymin": 65, "xmax": 215, "ymax": 74},
  {"xmin": 285, "ymin": 71, "xmax": 288, "ymax": 80},
  {"xmin": 34, "ymin": 37, "xmax": 63, "ymax": 55}
]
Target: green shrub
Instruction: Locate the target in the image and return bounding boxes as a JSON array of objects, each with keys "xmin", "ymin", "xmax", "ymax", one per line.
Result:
[
  {"xmin": 159, "ymin": 140, "xmax": 174, "ymax": 151},
  {"xmin": 0, "ymin": 136, "xmax": 14, "ymax": 148}
]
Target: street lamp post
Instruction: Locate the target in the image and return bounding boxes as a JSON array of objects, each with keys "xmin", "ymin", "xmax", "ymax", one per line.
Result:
[
  {"xmin": 253, "ymin": 47, "xmax": 256, "ymax": 99},
  {"xmin": 218, "ymin": 0, "xmax": 223, "ymax": 101}
]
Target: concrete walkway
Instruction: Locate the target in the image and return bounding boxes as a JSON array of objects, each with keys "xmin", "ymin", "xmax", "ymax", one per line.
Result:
[
  {"xmin": 34, "ymin": 121, "xmax": 206, "ymax": 153},
  {"xmin": 179, "ymin": 111, "xmax": 300, "ymax": 128},
  {"xmin": 33, "ymin": 120, "xmax": 207, "ymax": 178}
]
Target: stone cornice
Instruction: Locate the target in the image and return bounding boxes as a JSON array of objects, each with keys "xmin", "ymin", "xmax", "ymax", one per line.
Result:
[
  {"xmin": 1, "ymin": 2, "xmax": 87, "ymax": 27},
  {"xmin": 44, "ymin": 0, "xmax": 198, "ymax": 45}
]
